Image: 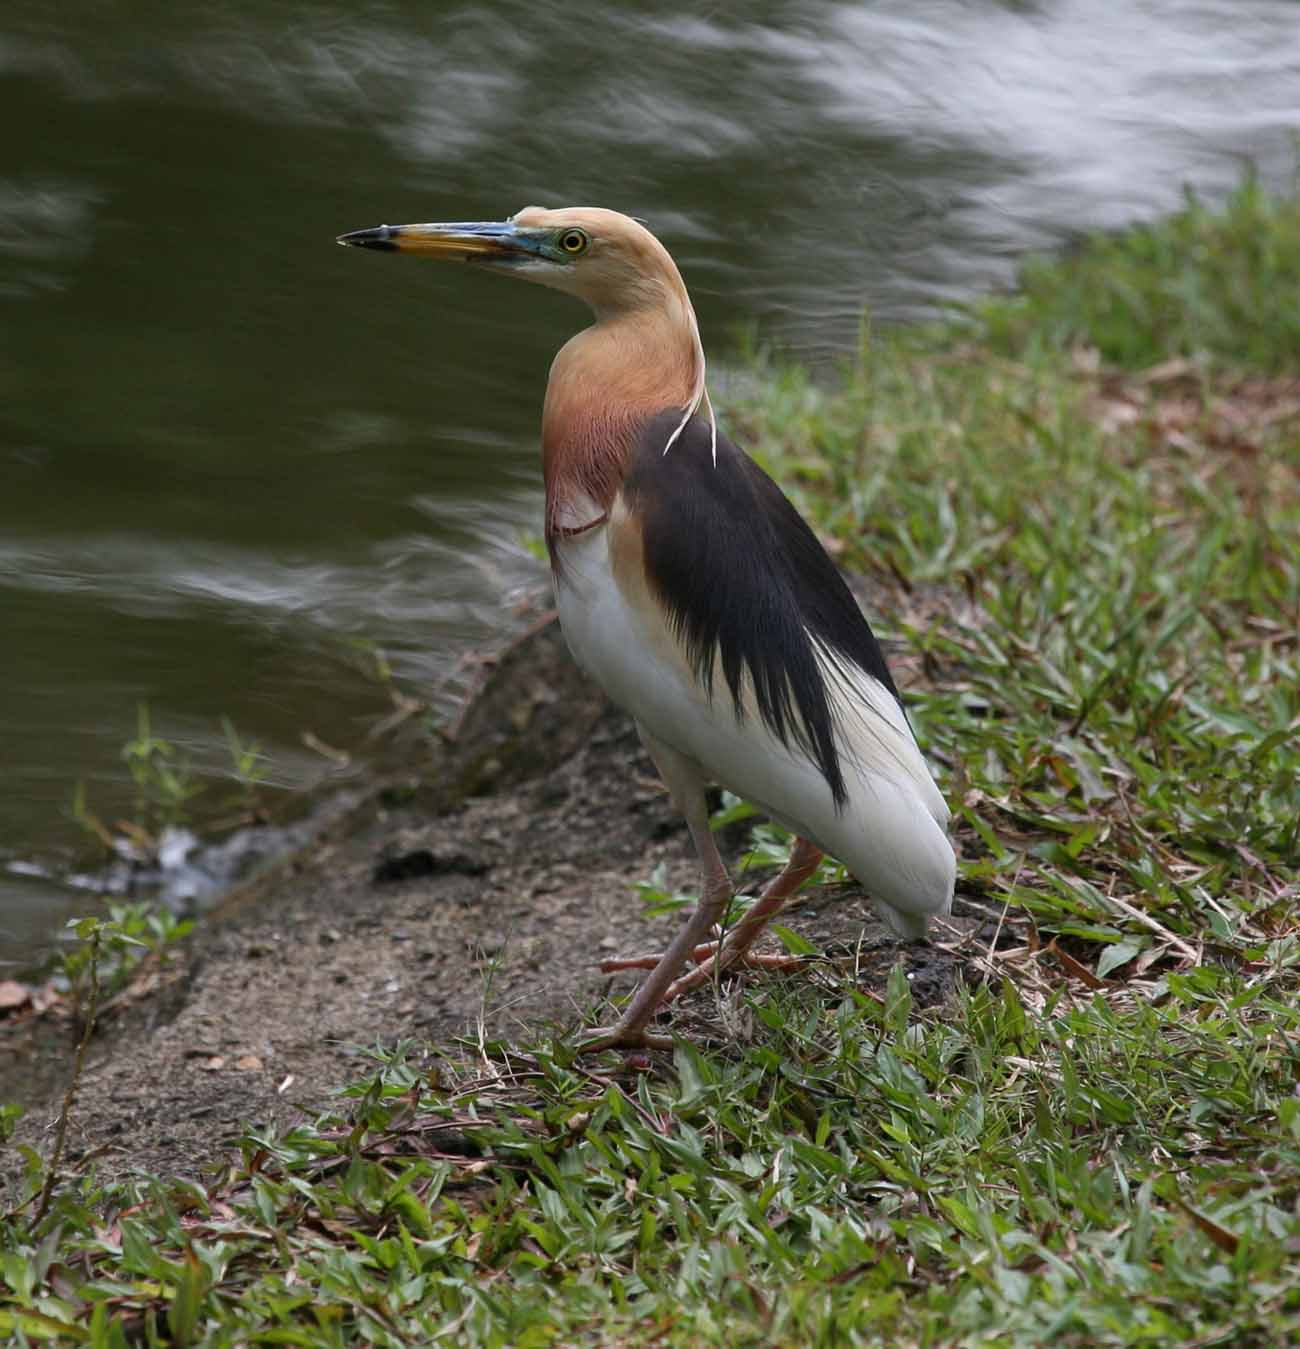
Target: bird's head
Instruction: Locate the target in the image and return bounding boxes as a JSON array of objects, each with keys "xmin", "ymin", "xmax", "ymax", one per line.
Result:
[{"xmin": 337, "ymin": 205, "xmax": 687, "ymax": 319}]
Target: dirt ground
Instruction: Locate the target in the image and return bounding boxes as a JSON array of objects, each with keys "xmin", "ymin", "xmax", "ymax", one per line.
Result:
[{"xmin": 0, "ymin": 617, "xmax": 981, "ymax": 1195}]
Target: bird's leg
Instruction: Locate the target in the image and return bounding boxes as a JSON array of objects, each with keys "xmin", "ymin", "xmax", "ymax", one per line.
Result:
[
  {"xmin": 659, "ymin": 836, "xmax": 823, "ymax": 1005},
  {"xmin": 581, "ymin": 872, "xmax": 730, "ymax": 1051},
  {"xmin": 579, "ymin": 729, "xmax": 731, "ymax": 1051}
]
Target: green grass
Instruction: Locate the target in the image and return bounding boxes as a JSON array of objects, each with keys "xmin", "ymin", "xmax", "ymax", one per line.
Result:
[
  {"xmin": 4, "ymin": 181, "xmax": 1299, "ymax": 1345},
  {"xmin": 973, "ymin": 175, "xmax": 1300, "ymax": 372}
]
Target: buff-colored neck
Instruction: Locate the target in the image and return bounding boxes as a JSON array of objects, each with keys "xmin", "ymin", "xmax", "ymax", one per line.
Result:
[{"xmin": 541, "ymin": 281, "xmax": 704, "ymax": 543}]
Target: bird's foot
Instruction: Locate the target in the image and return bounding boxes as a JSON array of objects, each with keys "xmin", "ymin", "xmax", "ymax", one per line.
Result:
[
  {"xmin": 599, "ymin": 944, "xmax": 805, "ymax": 977},
  {"xmin": 660, "ymin": 941, "xmax": 805, "ymax": 1003},
  {"xmin": 575, "ymin": 1022, "xmax": 677, "ymax": 1053}
]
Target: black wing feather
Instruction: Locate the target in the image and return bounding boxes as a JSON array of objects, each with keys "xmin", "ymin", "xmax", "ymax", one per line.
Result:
[{"xmin": 624, "ymin": 412, "xmax": 902, "ymax": 810}]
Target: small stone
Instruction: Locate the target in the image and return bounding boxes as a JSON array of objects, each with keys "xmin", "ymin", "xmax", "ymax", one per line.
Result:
[
  {"xmin": 373, "ymin": 848, "xmax": 436, "ymax": 883},
  {"xmin": 372, "ymin": 848, "xmax": 492, "ymax": 885}
]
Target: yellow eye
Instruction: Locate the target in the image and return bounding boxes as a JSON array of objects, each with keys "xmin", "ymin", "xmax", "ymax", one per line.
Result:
[{"xmin": 558, "ymin": 228, "xmax": 589, "ymax": 255}]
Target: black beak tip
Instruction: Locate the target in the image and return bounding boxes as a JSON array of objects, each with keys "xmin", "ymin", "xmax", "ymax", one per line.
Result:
[{"xmin": 337, "ymin": 225, "xmax": 398, "ymax": 251}]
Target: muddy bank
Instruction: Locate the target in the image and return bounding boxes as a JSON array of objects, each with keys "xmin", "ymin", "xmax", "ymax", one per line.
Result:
[{"xmin": 1, "ymin": 615, "xmax": 978, "ymax": 1193}]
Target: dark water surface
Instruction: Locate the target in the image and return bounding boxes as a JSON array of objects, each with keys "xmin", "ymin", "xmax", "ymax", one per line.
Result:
[{"xmin": 3, "ymin": 0, "xmax": 1298, "ymax": 965}]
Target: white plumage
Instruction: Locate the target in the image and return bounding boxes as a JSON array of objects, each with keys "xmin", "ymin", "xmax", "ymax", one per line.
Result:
[{"xmin": 556, "ymin": 515, "xmax": 954, "ymax": 939}]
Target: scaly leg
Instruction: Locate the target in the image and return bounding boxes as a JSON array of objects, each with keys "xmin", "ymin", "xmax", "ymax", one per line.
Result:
[
  {"xmin": 580, "ymin": 727, "xmax": 731, "ymax": 1051},
  {"xmin": 659, "ymin": 836, "xmax": 823, "ymax": 1005}
]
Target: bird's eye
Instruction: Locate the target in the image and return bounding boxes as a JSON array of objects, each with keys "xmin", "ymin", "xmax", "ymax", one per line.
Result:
[{"xmin": 558, "ymin": 228, "xmax": 589, "ymax": 255}]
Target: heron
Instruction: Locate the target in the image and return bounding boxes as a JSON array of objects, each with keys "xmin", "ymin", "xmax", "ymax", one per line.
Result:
[{"xmin": 338, "ymin": 206, "xmax": 955, "ymax": 1050}]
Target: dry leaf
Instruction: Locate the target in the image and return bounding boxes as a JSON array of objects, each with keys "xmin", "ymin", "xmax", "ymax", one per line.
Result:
[
  {"xmin": 235, "ymin": 1055, "xmax": 264, "ymax": 1072},
  {"xmin": 0, "ymin": 980, "xmax": 30, "ymax": 1011},
  {"xmin": 1175, "ymin": 1199, "xmax": 1240, "ymax": 1255},
  {"xmin": 1047, "ymin": 940, "xmax": 1108, "ymax": 990}
]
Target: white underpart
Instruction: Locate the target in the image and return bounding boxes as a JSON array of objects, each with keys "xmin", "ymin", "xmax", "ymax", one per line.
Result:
[{"xmin": 555, "ymin": 523, "xmax": 955, "ymax": 939}]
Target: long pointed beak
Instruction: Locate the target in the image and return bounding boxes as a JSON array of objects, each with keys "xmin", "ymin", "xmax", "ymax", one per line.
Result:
[{"xmin": 335, "ymin": 219, "xmax": 530, "ymax": 262}]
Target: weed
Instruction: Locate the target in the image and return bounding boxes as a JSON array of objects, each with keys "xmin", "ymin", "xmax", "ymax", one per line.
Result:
[
  {"xmin": 56, "ymin": 900, "xmax": 193, "ymax": 1006},
  {"xmin": 3, "ymin": 914, "xmax": 154, "ymax": 1233},
  {"xmin": 219, "ymin": 716, "xmax": 270, "ymax": 821},
  {"xmin": 68, "ymin": 707, "xmax": 277, "ymax": 871},
  {"xmin": 121, "ymin": 703, "xmax": 202, "ymax": 841}
]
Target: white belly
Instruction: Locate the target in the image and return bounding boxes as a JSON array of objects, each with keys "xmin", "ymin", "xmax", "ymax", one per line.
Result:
[{"xmin": 555, "ymin": 524, "xmax": 955, "ymax": 936}]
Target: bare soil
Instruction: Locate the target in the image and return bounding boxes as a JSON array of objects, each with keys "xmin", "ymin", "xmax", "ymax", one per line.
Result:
[{"xmin": 1, "ymin": 616, "xmax": 981, "ymax": 1196}]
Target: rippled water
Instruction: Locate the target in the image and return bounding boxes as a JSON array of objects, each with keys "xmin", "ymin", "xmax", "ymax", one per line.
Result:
[{"xmin": 3, "ymin": 0, "xmax": 1298, "ymax": 966}]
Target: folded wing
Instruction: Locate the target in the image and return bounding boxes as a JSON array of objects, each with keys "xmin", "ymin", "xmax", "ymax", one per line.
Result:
[{"xmin": 555, "ymin": 411, "xmax": 954, "ymax": 934}]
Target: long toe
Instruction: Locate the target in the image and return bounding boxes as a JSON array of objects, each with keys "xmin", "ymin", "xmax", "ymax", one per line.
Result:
[
  {"xmin": 598, "ymin": 941, "xmax": 720, "ymax": 973},
  {"xmin": 577, "ymin": 1023, "xmax": 678, "ymax": 1053}
]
